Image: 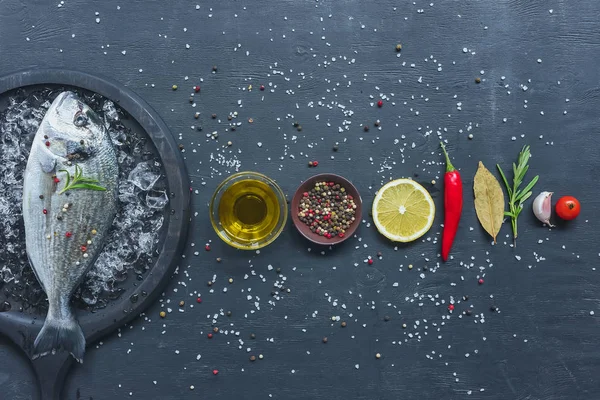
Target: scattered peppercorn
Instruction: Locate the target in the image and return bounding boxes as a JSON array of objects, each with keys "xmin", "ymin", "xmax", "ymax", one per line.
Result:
[
  {"xmin": 258, "ymin": 354, "xmax": 264, "ymax": 360},
  {"xmin": 465, "ymin": 309, "xmax": 472, "ymax": 316},
  {"xmin": 377, "ymin": 100, "xmax": 383, "ymax": 107},
  {"xmin": 475, "ymin": 77, "xmax": 481, "ymax": 84},
  {"xmin": 178, "ymin": 144, "xmax": 184, "ymax": 151},
  {"xmin": 384, "ymin": 315, "xmax": 390, "ymax": 322},
  {"xmin": 197, "ymin": 297, "xmax": 202, "ymax": 303},
  {"xmin": 332, "ymin": 145, "xmax": 338, "ymax": 151},
  {"xmin": 39, "ymin": 195, "xmax": 44, "ymax": 199},
  {"xmin": 478, "ymin": 278, "xmax": 484, "ymax": 285},
  {"xmin": 226, "ymin": 311, "xmax": 232, "ymax": 316},
  {"xmin": 395, "ymin": 44, "xmax": 402, "ymax": 52},
  {"xmin": 377, "ymin": 251, "xmax": 382, "ymax": 258},
  {"xmin": 159, "ymin": 311, "xmax": 166, "ymax": 318},
  {"xmin": 374, "ymin": 120, "xmax": 381, "ymax": 127},
  {"xmin": 368, "ymin": 259, "xmax": 374, "ymax": 265},
  {"xmin": 250, "ymin": 355, "xmax": 256, "ymax": 362},
  {"xmin": 211, "ymin": 114, "xmax": 217, "ymax": 119},
  {"xmin": 172, "ymin": 85, "xmax": 178, "ymax": 90},
  {"xmin": 402, "ymin": 323, "xmax": 407, "ymax": 329},
  {"xmin": 341, "ymin": 321, "xmax": 347, "ymax": 327},
  {"xmin": 230, "ymin": 126, "xmax": 236, "ymax": 132},
  {"xmin": 213, "ymin": 327, "xmax": 219, "ymax": 333},
  {"xmin": 212, "ymin": 65, "xmax": 218, "ymax": 72},
  {"xmin": 276, "ymin": 267, "xmax": 281, "ymax": 273},
  {"xmin": 216, "ymin": 257, "xmax": 222, "ymax": 262},
  {"xmin": 194, "ymin": 112, "xmax": 200, "ymax": 119},
  {"xmin": 248, "ymin": 118, "xmax": 254, "ymax": 123},
  {"xmin": 408, "ymin": 264, "xmax": 413, "ymax": 270},
  {"xmin": 207, "ymin": 333, "xmax": 213, "ymax": 339},
  {"xmin": 189, "ymin": 96, "xmax": 194, "ymax": 103},
  {"xmin": 490, "ymin": 305, "xmax": 497, "ymax": 312},
  {"xmin": 228, "ymin": 278, "xmax": 233, "ymax": 284},
  {"xmin": 297, "ymin": 125, "xmax": 302, "ymax": 131},
  {"xmin": 293, "ymin": 121, "xmax": 299, "ymax": 127},
  {"xmin": 260, "ymin": 84, "xmax": 265, "ymax": 91},
  {"xmin": 207, "ymin": 281, "xmax": 213, "ymax": 287},
  {"xmin": 65, "ymin": 232, "xmax": 72, "ymax": 238},
  {"xmin": 363, "ymin": 125, "xmax": 369, "ymax": 132},
  {"xmin": 205, "ymin": 244, "xmax": 211, "ymax": 251},
  {"xmin": 422, "ymin": 265, "xmax": 428, "ymax": 271},
  {"xmin": 375, "ymin": 353, "xmax": 381, "ymax": 359},
  {"xmin": 227, "ymin": 115, "xmax": 233, "ymax": 121},
  {"xmin": 322, "ymin": 337, "xmax": 328, "ymax": 343},
  {"xmin": 212, "ymin": 369, "xmax": 219, "ymax": 375},
  {"xmin": 179, "ymin": 301, "xmax": 185, "ymax": 307},
  {"xmin": 194, "ymin": 85, "xmax": 200, "ymax": 93},
  {"xmin": 448, "ymin": 304, "xmax": 455, "ymax": 311},
  {"xmin": 250, "ymin": 333, "xmax": 256, "ymax": 339}
]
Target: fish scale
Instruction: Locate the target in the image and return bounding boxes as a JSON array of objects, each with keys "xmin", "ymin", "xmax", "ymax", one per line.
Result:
[{"xmin": 22, "ymin": 91, "xmax": 118, "ymax": 363}]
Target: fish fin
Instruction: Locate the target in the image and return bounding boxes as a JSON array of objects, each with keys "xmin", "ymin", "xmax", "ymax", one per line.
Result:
[
  {"xmin": 38, "ymin": 152, "xmax": 57, "ymax": 174},
  {"xmin": 33, "ymin": 312, "xmax": 86, "ymax": 363}
]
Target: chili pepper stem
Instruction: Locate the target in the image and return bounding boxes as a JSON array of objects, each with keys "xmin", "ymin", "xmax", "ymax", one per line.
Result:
[{"xmin": 439, "ymin": 142, "xmax": 456, "ymax": 172}]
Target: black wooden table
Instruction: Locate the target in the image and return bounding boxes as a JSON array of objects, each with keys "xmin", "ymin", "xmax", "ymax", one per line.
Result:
[{"xmin": 1, "ymin": 1, "xmax": 599, "ymax": 399}]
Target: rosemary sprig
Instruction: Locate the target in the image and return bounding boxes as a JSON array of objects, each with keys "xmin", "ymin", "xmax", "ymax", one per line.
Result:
[
  {"xmin": 58, "ymin": 164, "xmax": 107, "ymax": 194},
  {"xmin": 496, "ymin": 145, "xmax": 539, "ymax": 247}
]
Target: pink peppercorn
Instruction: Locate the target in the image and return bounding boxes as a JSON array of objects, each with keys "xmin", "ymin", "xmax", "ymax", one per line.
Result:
[
  {"xmin": 377, "ymin": 100, "xmax": 383, "ymax": 107},
  {"xmin": 368, "ymin": 259, "xmax": 373, "ymax": 265}
]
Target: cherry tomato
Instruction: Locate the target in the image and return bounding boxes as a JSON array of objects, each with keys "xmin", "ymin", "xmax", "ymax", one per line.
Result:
[{"xmin": 555, "ymin": 196, "xmax": 581, "ymax": 220}]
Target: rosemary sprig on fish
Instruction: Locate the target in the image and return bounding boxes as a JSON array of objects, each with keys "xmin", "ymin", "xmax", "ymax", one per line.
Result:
[{"xmin": 58, "ymin": 164, "xmax": 107, "ymax": 194}]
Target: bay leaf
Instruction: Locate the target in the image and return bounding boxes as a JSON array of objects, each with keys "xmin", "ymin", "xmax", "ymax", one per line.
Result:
[{"xmin": 473, "ymin": 161, "xmax": 505, "ymax": 243}]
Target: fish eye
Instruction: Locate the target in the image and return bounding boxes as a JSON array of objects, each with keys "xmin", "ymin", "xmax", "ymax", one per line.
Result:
[{"xmin": 73, "ymin": 112, "xmax": 89, "ymax": 127}]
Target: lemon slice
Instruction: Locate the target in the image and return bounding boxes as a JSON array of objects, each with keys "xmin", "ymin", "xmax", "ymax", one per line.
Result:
[{"xmin": 372, "ymin": 179, "xmax": 435, "ymax": 242}]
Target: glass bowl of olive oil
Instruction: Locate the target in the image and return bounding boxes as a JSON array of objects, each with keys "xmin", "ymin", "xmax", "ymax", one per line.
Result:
[{"xmin": 209, "ymin": 171, "xmax": 288, "ymax": 249}]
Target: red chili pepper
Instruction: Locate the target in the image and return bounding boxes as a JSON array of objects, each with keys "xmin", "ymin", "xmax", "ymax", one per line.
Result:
[{"xmin": 440, "ymin": 142, "xmax": 463, "ymax": 262}]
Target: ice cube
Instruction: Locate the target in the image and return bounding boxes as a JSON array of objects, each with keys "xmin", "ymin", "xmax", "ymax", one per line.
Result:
[
  {"xmin": 146, "ymin": 190, "xmax": 169, "ymax": 209},
  {"xmin": 128, "ymin": 162, "xmax": 160, "ymax": 191}
]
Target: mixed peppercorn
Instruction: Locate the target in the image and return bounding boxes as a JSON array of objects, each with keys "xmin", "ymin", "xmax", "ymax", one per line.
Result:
[{"xmin": 297, "ymin": 181, "xmax": 357, "ymax": 239}]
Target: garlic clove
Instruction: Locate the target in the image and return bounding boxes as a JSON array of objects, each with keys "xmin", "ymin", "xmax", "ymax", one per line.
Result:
[{"xmin": 532, "ymin": 191, "xmax": 554, "ymax": 227}]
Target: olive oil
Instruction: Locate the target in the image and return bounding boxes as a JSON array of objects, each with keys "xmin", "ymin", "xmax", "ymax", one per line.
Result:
[{"xmin": 218, "ymin": 179, "xmax": 281, "ymax": 245}]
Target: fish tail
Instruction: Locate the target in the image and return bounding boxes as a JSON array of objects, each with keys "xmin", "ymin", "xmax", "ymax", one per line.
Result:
[{"xmin": 33, "ymin": 307, "xmax": 86, "ymax": 363}]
